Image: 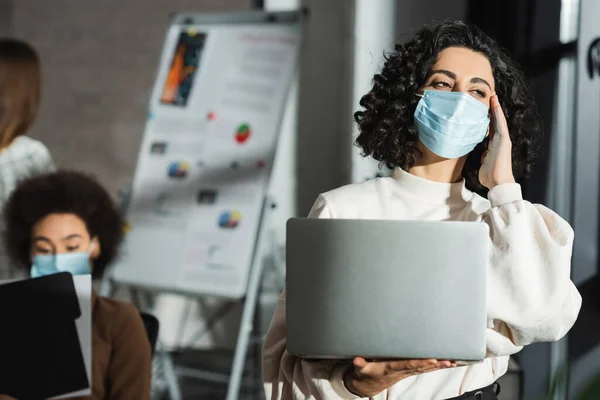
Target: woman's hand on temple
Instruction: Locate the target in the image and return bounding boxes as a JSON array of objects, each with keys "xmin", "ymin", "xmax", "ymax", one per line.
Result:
[
  {"xmin": 343, "ymin": 357, "xmax": 456, "ymax": 397},
  {"xmin": 479, "ymin": 94, "xmax": 516, "ymax": 190}
]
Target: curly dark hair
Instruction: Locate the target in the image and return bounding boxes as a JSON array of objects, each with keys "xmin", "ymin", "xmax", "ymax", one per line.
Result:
[
  {"xmin": 354, "ymin": 19, "xmax": 542, "ymax": 195},
  {"xmin": 3, "ymin": 170, "xmax": 124, "ymax": 277}
]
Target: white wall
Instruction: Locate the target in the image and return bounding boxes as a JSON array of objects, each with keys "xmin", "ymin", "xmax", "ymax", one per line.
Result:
[
  {"xmin": 348, "ymin": 0, "xmax": 397, "ymax": 183},
  {"xmin": 266, "ymin": 0, "xmax": 300, "ymax": 245}
]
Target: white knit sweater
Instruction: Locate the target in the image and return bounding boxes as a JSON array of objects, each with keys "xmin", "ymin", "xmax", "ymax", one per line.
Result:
[{"xmin": 263, "ymin": 168, "xmax": 581, "ymax": 400}]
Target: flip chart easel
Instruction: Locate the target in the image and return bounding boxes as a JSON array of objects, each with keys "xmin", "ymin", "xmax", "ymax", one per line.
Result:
[{"xmin": 102, "ymin": 10, "xmax": 301, "ymax": 400}]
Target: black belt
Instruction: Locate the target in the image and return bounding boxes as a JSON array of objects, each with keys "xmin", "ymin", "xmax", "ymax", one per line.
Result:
[{"xmin": 444, "ymin": 383, "xmax": 501, "ymax": 400}]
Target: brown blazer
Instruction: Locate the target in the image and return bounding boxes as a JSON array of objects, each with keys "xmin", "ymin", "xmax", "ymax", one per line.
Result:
[{"xmin": 0, "ymin": 292, "xmax": 152, "ymax": 399}]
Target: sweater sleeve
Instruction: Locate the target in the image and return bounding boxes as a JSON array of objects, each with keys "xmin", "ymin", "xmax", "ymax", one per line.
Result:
[
  {"xmin": 262, "ymin": 194, "xmax": 363, "ymax": 400},
  {"xmin": 30, "ymin": 140, "xmax": 56, "ymax": 176},
  {"xmin": 480, "ymin": 183, "xmax": 582, "ymax": 357},
  {"xmin": 106, "ymin": 303, "xmax": 152, "ymax": 399}
]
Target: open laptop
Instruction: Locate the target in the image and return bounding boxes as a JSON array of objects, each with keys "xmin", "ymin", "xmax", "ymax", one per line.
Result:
[{"xmin": 285, "ymin": 218, "xmax": 489, "ymax": 363}]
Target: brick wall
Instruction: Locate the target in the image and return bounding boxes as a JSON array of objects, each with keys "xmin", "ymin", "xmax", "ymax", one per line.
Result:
[{"xmin": 7, "ymin": 0, "xmax": 251, "ymax": 196}]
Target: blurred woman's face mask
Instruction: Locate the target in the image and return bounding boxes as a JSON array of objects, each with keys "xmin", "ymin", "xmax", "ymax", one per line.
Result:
[
  {"xmin": 30, "ymin": 242, "xmax": 94, "ymax": 278},
  {"xmin": 414, "ymin": 90, "xmax": 490, "ymax": 159}
]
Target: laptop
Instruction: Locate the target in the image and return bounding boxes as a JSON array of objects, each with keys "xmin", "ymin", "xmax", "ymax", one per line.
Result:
[{"xmin": 285, "ymin": 218, "xmax": 489, "ymax": 362}]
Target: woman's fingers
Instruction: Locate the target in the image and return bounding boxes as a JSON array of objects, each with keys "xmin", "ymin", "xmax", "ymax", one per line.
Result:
[
  {"xmin": 491, "ymin": 95, "xmax": 510, "ymax": 140},
  {"xmin": 353, "ymin": 358, "xmax": 457, "ymax": 379},
  {"xmin": 355, "ymin": 358, "xmax": 446, "ymax": 370},
  {"xmin": 352, "ymin": 358, "xmax": 459, "ymax": 386},
  {"xmin": 414, "ymin": 363, "xmax": 442, "ymax": 373},
  {"xmin": 353, "ymin": 357, "xmax": 368, "ymax": 368},
  {"xmin": 393, "ymin": 359, "xmax": 438, "ymax": 371}
]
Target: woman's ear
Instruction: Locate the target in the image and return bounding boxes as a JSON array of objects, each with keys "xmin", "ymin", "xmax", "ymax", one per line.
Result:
[{"xmin": 90, "ymin": 236, "xmax": 101, "ymax": 260}]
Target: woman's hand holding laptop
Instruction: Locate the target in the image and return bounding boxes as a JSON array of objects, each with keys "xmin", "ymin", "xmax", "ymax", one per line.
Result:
[{"xmin": 343, "ymin": 357, "xmax": 457, "ymax": 397}]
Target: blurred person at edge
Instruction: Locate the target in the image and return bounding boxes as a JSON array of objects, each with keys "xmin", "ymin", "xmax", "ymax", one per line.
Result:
[{"xmin": 0, "ymin": 39, "xmax": 55, "ymax": 280}]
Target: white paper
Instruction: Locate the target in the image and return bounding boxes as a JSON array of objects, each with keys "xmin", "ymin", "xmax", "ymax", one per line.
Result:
[
  {"xmin": 114, "ymin": 20, "xmax": 299, "ymax": 298},
  {"xmin": 51, "ymin": 275, "xmax": 93, "ymax": 398}
]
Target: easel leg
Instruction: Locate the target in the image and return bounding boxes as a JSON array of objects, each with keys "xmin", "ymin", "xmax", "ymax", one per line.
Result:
[
  {"xmin": 226, "ymin": 199, "xmax": 272, "ymax": 400},
  {"xmin": 253, "ymin": 300, "xmax": 263, "ymax": 399},
  {"xmin": 131, "ymin": 287, "xmax": 183, "ymax": 400},
  {"xmin": 226, "ymin": 268, "xmax": 264, "ymax": 400},
  {"xmin": 158, "ymin": 342, "xmax": 183, "ymax": 400}
]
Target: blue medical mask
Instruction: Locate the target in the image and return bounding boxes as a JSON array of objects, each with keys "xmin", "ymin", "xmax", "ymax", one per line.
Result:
[
  {"xmin": 30, "ymin": 243, "xmax": 94, "ymax": 278},
  {"xmin": 414, "ymin": 90, "xmax": 490, "ymax": 158}
]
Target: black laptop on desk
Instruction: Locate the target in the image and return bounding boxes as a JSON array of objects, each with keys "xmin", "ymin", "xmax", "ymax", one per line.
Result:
[{"xmin": 0, "ymin": 272, "xmax": 89, "ymax": 399}]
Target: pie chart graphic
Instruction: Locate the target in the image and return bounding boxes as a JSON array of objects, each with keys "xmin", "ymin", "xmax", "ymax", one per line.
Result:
[
  {"xmin": 234, "ymin": 123, "xmax": 251, "ymax": 144},
  {"xmin": 218, "ymin": 210, "xmax": 241, "ymax": 229},
  {"xmin": 168, "ymin": 161, "xmax": 189, "ymax": 179}
]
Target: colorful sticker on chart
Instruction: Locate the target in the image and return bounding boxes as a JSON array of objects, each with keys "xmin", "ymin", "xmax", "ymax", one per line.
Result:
[
  {"xmin": 150, "ymin": 141, "xmax": 167, "ymax": 155},
  {"xmin": 218, "ymin": 210, "xmax": 241, "ymax": 229},
  {"xmin": 123, "ymin": 221, "xmax": 132, "ymax": 234},
  {"xmin": 159, "ymin": 31, "xmax": 207, "ymax": 107},
  {"xmin": 234, "ymin": 123, "xmax": 251, "ymax": 144},
  {"xmin": 230, "ymin": 161, "xmax": 239, "ymax": 170},
  {"xmin": 197, "ymin": 160, "xmax": 205, "ymax": 167},
  {"xmin": 168, "ymin": 161, "xmax": 189, "ymax": 179},
  {"xmin": 197, "ymin": 189, "xmax": 217, "ymax": 205},
  {"xmin": 257, "ymin": 160, "xmax": 266, "ymax": 169}
]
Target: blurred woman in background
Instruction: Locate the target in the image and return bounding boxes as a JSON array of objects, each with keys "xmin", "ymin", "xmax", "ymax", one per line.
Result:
[
  {"xmin": 1, "ymin": 170, "xmax": 151, "ymax": 399},
  {"xmin": 0, "ymin": 39, "xmax": 55, "ymax": 279}
]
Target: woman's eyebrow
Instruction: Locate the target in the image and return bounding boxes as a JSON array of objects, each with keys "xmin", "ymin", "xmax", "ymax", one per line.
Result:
[
  {"xmin": 429, "ymin": 70, "xmax": 492, "ymax": 90},
  {"xmin": 470, "ymin": 77, "xmax": 492, "ymax": 90},
  {"xmin": 429, "ymin": 69, "xmax": 456, "ymax": 80},
  {"xmin": 62, "ymin": 234, "xmax": 83, "ymax": 241}
]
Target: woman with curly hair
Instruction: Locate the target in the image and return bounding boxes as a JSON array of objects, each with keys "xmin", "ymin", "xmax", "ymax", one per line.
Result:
[
  {"xmin": 0, "ymin": 171, "xmax": 151, "ymax": 400},
  {"xmin": 262, "ymin": 20, "xmax": 580, "ymax": 400}
]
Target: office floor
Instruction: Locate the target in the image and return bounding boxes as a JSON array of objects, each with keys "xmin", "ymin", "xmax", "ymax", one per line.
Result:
[{"xmin": 154, "ymin": 349, "xmax": 264, "ymax": 400}]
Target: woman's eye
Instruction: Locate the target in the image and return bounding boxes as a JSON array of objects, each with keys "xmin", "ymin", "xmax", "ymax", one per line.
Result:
[
  {"xmin": 432, "ymin": 81, "xmax": 451, "ymax": 88},
  {"xmin": 66, "ymin": 246, "xmax": 80, "ymax": 252},
  {"xmin": 471, "ymin": 89, "xmax": 486, "ymax": 97},
  {"xmin": 35, "ymin": 248, "xmax": 51, "ymax": 254}
]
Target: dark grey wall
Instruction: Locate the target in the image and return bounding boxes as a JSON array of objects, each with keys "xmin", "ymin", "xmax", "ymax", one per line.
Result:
[
  {"xmin": 295, "ymin": 0, "xmax": 353, "ymax": 215},
  {"xmin": 468, "ymin": 1, "xmax": 562, "ymax": 398},
  {"xmin": 0, "ymin": 0, "xmax": 12, "ymax": 36}
]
